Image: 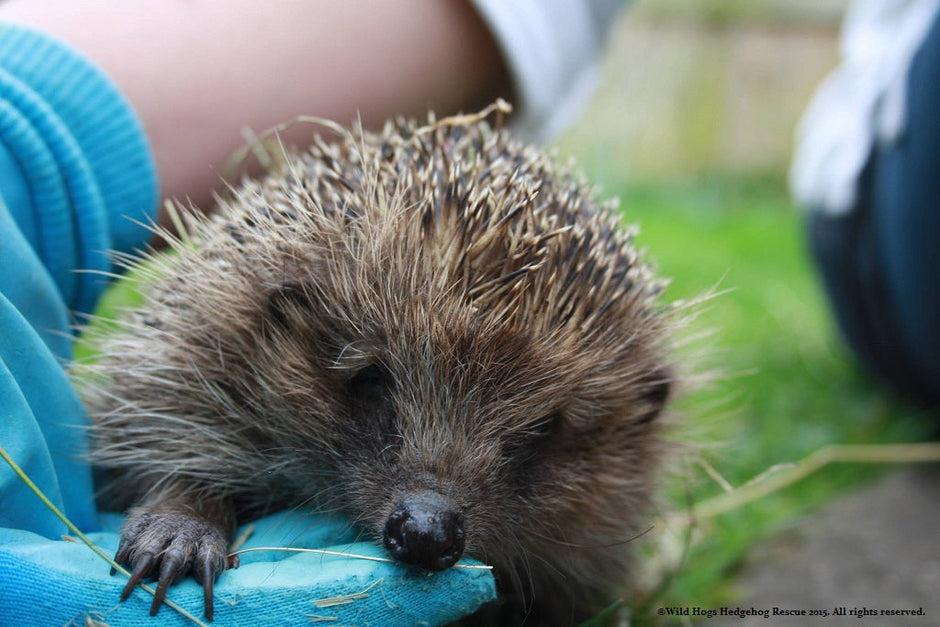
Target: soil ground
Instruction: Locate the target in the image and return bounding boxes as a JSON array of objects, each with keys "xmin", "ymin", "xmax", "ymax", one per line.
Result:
[{"xmin": 715, "ymin": 469, "xmax": 940, "ymax": 626}]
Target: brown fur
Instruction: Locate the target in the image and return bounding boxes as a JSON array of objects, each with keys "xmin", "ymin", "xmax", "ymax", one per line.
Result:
[{"xmin": 79, "ymin": 106, "xmax": 675, "ymax": 623}]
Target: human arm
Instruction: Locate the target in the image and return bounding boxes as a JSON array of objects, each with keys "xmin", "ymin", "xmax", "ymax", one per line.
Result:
[{"xmin": 0, "ymin": 0, "xmax": 511, "ymax": 215}]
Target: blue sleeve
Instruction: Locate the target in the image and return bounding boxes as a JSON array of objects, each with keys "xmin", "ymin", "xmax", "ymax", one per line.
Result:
[
  {"xmin": 0, "ymin": 24, "xmax": 495, "ymax": 625},
  {"xmin": 0, "ymin": 24, "xmax": 158, "ymax": 320},
  {"xmin": 0, "ymin": 22, "xmax": 158, "ymax": 536}
]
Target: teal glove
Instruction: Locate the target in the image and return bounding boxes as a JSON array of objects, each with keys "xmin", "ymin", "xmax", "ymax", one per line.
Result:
[{"xmin": 0, "ymin": 512, "xmax": 496, "ymax": 626}]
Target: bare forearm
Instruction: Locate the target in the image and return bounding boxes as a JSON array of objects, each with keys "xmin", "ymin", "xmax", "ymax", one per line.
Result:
[{"xmin": 1, "ymin": 0, "xmax": 509, "ymax": 211}]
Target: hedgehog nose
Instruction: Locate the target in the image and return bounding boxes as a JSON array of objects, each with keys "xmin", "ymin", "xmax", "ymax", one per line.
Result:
[{"xmin": 383, "ymin": 491, "xmax": 465, "ymax": 571}]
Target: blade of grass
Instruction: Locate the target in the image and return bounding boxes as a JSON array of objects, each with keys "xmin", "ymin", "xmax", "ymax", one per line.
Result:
[
  {"xmin": 690, "ymin": 442, "xmax": 940, "ymax": 521},
  {"xmin": 0, "ymin": 443, "xmax": 208, "ymax": 627}
]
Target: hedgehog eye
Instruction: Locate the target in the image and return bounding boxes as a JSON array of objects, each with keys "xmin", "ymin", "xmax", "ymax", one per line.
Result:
[
  {"xmin": 531, "ymin": 411, "xmax": 564, "ymax": 438},
  {"xmin": 502, "ymin": 411, "xmax": 563, "ymax": 471},
  {"xmin": 347, "ymin": 364, "xmax": 398, "ymax": 439},
  {"xmin": 636, "ymin": 374, "xmax": 671, "ymax": 424},
  {"xmin": 512, "ymin": 411, "xmax": 564, "ymax": 448},
  {"xmin": 348, "ymin": 363, "xmax": 394, "ymax": 402}
]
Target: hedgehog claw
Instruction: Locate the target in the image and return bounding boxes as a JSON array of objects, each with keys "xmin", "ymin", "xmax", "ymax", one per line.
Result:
[
  {"xmin": 202, "ymin": 575, "xmax": 215, "ymax": 622},
  {"xmin": 194, "ymin": 548, "xmax": 222, "ymax": 621},
  {"xmin": 120, "ymin": 551, "xmax": 156, "ymax": 601},
  {"xmin": 112, "ymin": 508, "xmax": 228, "ymax": 620},
  {"xmin": 150, "ymin": 576, "xmax": 170, "ymax": 616}
]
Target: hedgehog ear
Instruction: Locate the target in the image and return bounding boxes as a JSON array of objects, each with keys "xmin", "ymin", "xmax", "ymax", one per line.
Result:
[{"xmin": 636, "ymin": 367, "xmax": 672, "ymax": 424}]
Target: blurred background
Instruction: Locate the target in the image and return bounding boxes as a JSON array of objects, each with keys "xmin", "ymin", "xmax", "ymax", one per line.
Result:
[
  {"xmin": 552, "ymin": 0, "xmax": 938, "ymax": 621},
  {"xmin": 70, "ymin": 1, "xmax": 936, "ymax": 620},
  {"xmin": 561, "ymin": 0, "xmax": 848, "ymax": 181}
]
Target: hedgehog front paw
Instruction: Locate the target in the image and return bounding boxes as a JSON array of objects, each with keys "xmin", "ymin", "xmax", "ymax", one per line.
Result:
[{"xmin": 112, "ymin": 508, "xmax": 232, "ymax": 621}]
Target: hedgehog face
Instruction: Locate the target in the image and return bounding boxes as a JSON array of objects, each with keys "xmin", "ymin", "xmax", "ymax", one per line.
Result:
[
  {"xmin": 250, "ymin": 227, "xmax": 672, "ymax": 603},
  {"xmin": 336, "ymin": 315, "xmax": 670, "ymax": 578}
]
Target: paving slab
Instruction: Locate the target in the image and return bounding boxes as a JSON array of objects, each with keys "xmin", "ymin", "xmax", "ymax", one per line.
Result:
[{"xmin": 714, "ymin": 469, "xmax": 940, "ymax": 626}]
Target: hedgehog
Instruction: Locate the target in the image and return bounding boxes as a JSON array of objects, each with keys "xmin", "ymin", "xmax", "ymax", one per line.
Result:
[{"xmin": 79, "ymin": 102, "xmax": 676, "ymax": 624}]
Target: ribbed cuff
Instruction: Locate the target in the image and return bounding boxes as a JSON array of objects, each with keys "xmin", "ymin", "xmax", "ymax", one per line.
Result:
[{"xmin": 0, "ymin": 23, "xmax": 157, "ymax": 312}]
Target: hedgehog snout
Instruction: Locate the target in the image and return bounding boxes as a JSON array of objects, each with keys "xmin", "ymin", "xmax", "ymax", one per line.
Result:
[{"xmin": 383, "ymin": 490, "xmax": 465, "ymax": 571}]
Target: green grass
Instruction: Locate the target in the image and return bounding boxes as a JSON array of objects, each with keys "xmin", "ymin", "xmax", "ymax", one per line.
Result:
[{"xmin": 610, "ymin": 174, "xmax": 932, "ymax": 618}]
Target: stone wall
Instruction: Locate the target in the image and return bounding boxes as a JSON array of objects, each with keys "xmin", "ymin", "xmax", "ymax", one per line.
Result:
[{"xmin": 558, "ymin": 0, "xmax": 852, "ymax": 182}]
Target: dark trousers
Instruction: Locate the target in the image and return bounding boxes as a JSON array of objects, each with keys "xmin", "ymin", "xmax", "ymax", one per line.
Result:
[{"xmin": 808, "ymin": 9, "xmax": 940, "ymax": 408}]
